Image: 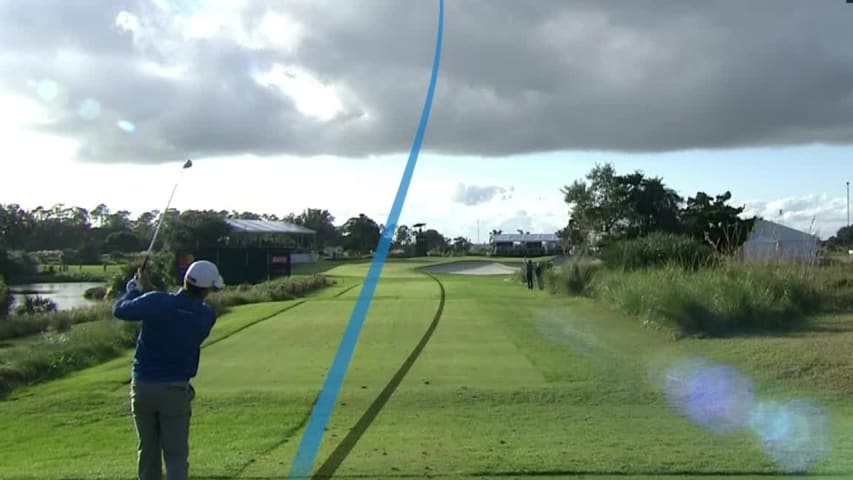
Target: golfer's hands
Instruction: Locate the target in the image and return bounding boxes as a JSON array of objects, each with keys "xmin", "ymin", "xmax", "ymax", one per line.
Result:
[
  {"xmin": 127, "ymin": 269, "xmax": 154, "ymax": 293},
  {"xmin": 125, "ymin": 277, "xmax": 141, "ymax": 294}
]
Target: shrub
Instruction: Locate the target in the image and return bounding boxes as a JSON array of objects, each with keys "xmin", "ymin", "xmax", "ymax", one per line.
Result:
[
  {"xmin": 14, "ymin": 296, "xmax": 58, "ymax": 315},
  {"xmin": 0, "ymin": 274, "xmax": 11, "ymax": 318},
  {"xmin": 601, "ymin": 233, "xmax": 715, "ymax": 271},
  {"xmin": 83, "ymin": 286, "xmax": 107, "ymax": 300},
  {"xmin": 545, "ymin": 261, "xmax": 601, "ymax": 296},
  {"xmin": 107, "ymin": 254, "xmax": 174, "ymax": 299}
]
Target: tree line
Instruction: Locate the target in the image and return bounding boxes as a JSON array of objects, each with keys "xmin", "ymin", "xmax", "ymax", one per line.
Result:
[
  {"xmin": 0, "ymin": 204, "xmax": 472, "ymax": 276},
  {"xmin": 560, "ymin": 163, "xmax": 757, "ymax": 253}
]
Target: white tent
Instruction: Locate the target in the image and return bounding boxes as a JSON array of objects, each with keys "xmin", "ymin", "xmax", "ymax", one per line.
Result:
[{"xmin": 742, "ymin": 219, "xmax": 818, "ymax": 263}]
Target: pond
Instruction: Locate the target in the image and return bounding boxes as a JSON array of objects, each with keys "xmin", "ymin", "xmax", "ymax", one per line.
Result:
[{"xmin": 8, "ymin": 282, "xmax": 105, "ymax": 311}]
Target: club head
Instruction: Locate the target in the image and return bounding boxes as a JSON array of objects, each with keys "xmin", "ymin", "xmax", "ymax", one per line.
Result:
[{"xmin": 183, "ymin": 159, "xmax": 192, "ymax": 169}]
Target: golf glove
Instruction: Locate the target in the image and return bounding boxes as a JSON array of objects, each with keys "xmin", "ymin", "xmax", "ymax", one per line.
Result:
[{"xmin": 126, "ymin": 278, "xmax": 141, "ymax": 293}]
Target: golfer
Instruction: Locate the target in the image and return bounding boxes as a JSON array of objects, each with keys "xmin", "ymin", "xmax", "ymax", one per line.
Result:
[
  {"xmin": 114, "ymin": 260, "xmax": 223, "ymax": 480},
  {"xmin": 525, "ymin": 259, "xmax": 534, "ymax": 290}
]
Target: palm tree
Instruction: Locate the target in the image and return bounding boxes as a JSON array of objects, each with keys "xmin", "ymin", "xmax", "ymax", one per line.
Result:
[{"xmin": 489, "ymin": 229, "xmax": 502, "ymax": 244}]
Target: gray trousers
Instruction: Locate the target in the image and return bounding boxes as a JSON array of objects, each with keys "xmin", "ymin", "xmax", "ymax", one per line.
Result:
[{"xmin": 130, "ymin": 380, "xmax": 195, "ymax": 480}]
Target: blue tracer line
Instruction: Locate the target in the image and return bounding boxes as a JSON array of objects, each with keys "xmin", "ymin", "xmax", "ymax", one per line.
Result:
[{"xmin": 287, "ymin": 1, "xmax": 444, "ymax": 478}]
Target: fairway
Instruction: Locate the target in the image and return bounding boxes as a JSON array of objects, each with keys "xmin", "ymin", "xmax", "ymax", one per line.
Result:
[{"xmin": 0, "ymin": 260, "xmax": 850, "ymax": 479}]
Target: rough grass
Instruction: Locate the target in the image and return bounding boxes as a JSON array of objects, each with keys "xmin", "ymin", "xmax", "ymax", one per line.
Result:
[
  {"xmin": 0, "ymin": 319, "xmax": 138, "ymax": 397},
  {"xmin": 205, "ymin": 274, "xmax": 336, "ymax": 313},
  {"xmin": 0, "ymin": 304, "xmax": 111, "ymax": 340},
  {"xmin": 0, "ymin": 275, "xmax": 336, "ymax": 397},
  {"xmin": 546, "ymin": 261, "xmax": 849, "ymax": 337},
  {"xmin": 0, "ymin": 261, "xmax": 850, "ymax": 478},
  {"xmin": 601, "ymin": 232, "xmax": 716, "ymax": 271}
]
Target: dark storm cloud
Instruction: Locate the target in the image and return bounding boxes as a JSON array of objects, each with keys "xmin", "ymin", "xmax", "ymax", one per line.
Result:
[{"xmin": 3, "ymin": 0, "xmax": 853, "ymax": 162}]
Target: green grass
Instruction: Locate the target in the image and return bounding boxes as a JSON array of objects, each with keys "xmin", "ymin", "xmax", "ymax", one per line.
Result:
[
  {"xmin": 0, "ymin": 275, "xmax": 337, "ymax": 398},
  {"xmin": 0, "ymin": 259, "xmax": 850, "ymax": 478}
]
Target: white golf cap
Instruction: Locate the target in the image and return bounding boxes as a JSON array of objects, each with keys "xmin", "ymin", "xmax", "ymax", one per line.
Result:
[{"xmin": 184, "ymin": 260, "xmax": 224, "ymax": 290}]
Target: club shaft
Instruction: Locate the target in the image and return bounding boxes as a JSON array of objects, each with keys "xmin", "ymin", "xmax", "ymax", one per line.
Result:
[{"xmin": 142, "ymin": 167, "xmax": 187, "ymax": 269}]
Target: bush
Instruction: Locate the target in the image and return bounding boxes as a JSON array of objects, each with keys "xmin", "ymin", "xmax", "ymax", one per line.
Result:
[
  {"xmin": 601, "ymin": 233, "xmax": 714, "ymax": 271},
  {"xmin": 590, "ymin": 263, "xmax": 822, "ymax": 336},
  {"xmin": 83, "ymin": 286, "xmax": 107, "ymax": 300},
  {"xmin": 13, "ymin": 296, "xmax": 58, "ymax": 315},
  {"xmin": 0, "ymin": 274, "xmax": 11, "ymax": 318},
  {"xmin": 107, "ymin": 254, "xmax": 174, "ymax": 299},
  {"xmin": 545, "ymin": 261, "xmax": 601, "ymax": 296}
]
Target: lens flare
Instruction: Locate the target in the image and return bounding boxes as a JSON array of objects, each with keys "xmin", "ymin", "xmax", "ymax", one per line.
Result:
[
  {"xmin": 664, "ymin": 358, "xmax": 755, "ymax": 435},
  {"xmin": 748, "ymin": 399, "xmax": 831, "ymax": 473},
  {"xmin": 117, "ymin": 120, "xmax": 136, "ymax": 133},
  {"xmin": 36, "ymin": 80, "xmax": 60, "ymax": 102},
  {"xmin": 77, "ymin": 99, "xmax": 101, "ymax": 120}
]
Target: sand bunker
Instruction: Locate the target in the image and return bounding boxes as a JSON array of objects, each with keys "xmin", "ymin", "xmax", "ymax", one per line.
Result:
[{"xmin": 420, "ymin": 261, "xmax": 519, "ymax": 276}]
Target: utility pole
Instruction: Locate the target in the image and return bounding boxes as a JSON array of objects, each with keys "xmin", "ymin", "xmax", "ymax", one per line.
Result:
[
  {"xmin": 477, "ymin": 218, "xmax": 480, "ymax": 244},
  {"xmin": 847, "ymin": 181, "xmax": 850, "ymax": 228}
]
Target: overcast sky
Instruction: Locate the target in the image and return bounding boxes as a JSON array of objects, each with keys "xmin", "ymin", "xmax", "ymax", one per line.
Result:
[{"xmin": 2, "ymin": 0, "xmax": 853, "ymax": 240}]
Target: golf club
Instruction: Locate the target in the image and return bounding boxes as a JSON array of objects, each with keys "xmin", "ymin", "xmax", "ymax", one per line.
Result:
[{"xmin": 140, "ymin": 159, "xmax": 193, "ymax": 272}]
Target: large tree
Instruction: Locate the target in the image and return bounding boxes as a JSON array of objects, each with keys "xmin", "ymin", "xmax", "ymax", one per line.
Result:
[
  {"xmin": 826, "ymin": 225, "xmax": 853, "ymax": 249},
  {"xmin": 104, "ymin": 231, "xmax": 143, "ymax": 253},
  {"xmin": 293, "ymin": 208, "xmax": 341, "ymax": 249},
  {"xmin": 420, "ymin": 229, "xmax": 449, "ymax": 254},
  {"xmin": 561, "ymin": 164, "xmax": 625, "ymax": 242},
  {"xmin": 165, "ymin": 210, "xmax": 231, "ymax": 251},
  {"xmin": 617, "ymin": 173, "xmax": 683, "ymax": 238},
  {"xmin": 681, "ymin": 191, "xmax": 754, "ymax": 253},
  {"xmin": 394, "ymin": 225, "xmax": 413, "ymax": 250},
  {"xmin": 341, "ymin": 214, "xmax": 381, "ymax": 254},
  {"xmin": 0, "ymin": 204, "xmax": 34, "ymax": 249},
  {"xmin": 562, "ymin": 164, "xmax": 682, "ymax": 244},
  {"xmin": 452, "ymin": 236, "xmax": 472, "ymax": 255}
]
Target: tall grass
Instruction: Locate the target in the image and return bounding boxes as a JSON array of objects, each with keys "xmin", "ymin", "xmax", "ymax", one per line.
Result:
[
  {"xmin": 0, "ymin": 304, "xmax": 111, "ymax": 341},
  {"xmin": 601, "ymin": 232, "xmax": 715, "ymax": 271},
  {"xmin": 0, "ymin": 320, "xmax": 138, "ymax": 397},
  {"xmin": 544, "ymin": 259, "xmax": 849, "ymax": 337},
  {"xmin": 206, "ymin": 274, "xmax": 335, "ymax": 314},
  {"xmin": 591, "ymin": 263, "xmax": 822, "ymax": 336},
  {"xmin": 545, "ymin": 261, "xmax": 601, "ymax": 296}
]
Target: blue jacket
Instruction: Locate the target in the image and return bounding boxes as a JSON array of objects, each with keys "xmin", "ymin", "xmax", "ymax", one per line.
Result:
[{"xmin": 114, "ymin": 289, "xmax": 216, "ymax": 382}]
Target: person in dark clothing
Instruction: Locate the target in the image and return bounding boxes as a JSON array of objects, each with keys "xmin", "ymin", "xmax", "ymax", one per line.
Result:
[
  {"xmin": 114, "ymin": 260, "xmax": 223, "ymax": 480},
  {"xmin": 525, "ymin": 259, "xmax": 534, "ymax": 289}
]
